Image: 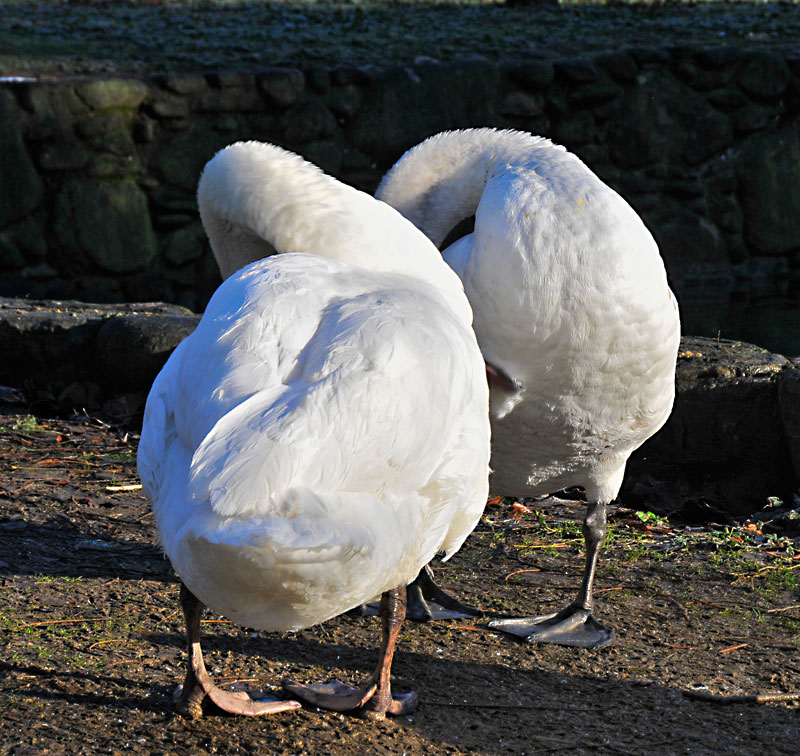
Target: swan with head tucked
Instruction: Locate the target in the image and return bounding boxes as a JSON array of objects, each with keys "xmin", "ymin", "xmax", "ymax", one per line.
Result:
[
  {"xmin": 137, "ymin": 140, "xmax": 490, "ymax": 717},
  {"xmin": 376, "ymin": 128, "xmax": 681, "ymax": 648}
]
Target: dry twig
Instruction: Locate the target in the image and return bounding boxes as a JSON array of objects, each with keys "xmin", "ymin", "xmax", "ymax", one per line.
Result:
[{"xmin": 683, "ymin": 689, "xmax": 800, "ymax": 705}]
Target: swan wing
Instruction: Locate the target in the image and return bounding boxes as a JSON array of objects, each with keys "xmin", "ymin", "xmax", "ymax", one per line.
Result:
[{"xmin": 138, "ymin": 254, "xmax": 490, "ymax": 625}]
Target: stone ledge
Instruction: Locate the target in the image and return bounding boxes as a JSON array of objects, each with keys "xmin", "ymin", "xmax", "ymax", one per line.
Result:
[
  {"xmin": 625, "ymin": 337, "xmax": 798, "ymax": 517},
  {"xmin": 0, "ymin": 297, "xmax": 199, "ymax": 415},
  {"xmin": 1, "ymin": 301, "xmax": 798, "ymax": 516}
]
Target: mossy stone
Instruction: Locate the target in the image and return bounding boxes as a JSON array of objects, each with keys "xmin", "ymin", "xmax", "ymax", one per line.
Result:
[
  {"xmin": 53, "ymin": 178, "xmax": 157, "ymax": 273},
  {"xmin": 0, "ymin": 90, "xmax": 44, "ymax": 227}
]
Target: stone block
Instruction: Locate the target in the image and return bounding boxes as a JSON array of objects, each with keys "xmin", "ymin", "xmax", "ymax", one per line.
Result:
[
  {"xmin": 627, "ymin": 337, "xmax": 796, "ymax": 515},
  {"xmin": 97, "ymin": 312, "xmax": 200, "ymax": 392},
  {"xmin": 162, "ymin": 74, "xmax": 208, "ymax": 96},
  {"xmin": 779, "ymin": 359, "xmax": 800, "ymax": 481},
  {"xmin": 650, "ymin": 210, "xmax": 730, "ymax": 285},
  {"xmin": 151, "ymin": 129, "xmax": 230, "ymax": 191},
  {"xmin": 500, "ymin": 91, "xmax": 544, "ymax": 118},
  {"xmin": 21, "ymin": 83, "xmax": 88, "ymax": 122},
  {"xmin": 53, "ymin": 178, "xmax": 157, "ymax": 274},
  {"xmin": 278, "ymin": 98, "xmax": 338, "ymax": 144},
  {"xmin": 506, "ymin": 60, "xmax": 555, "ymax": 90},
  {"xmin": 164, "ymin": 222, "xmax": 206, "ymax": 267},
  {"xmin": 75, "ymin": 79, "xmax": 149, "ymax": 111},
  {"xmin": 555, "ymin": 59, "xmax": 598, "ymax": 84},
  {"xmin": 0, "ymin": 89, "xmax": 44, "ymax": 227},
  {"xmin": 608, "ymin": 69, "xmax": 731, "ymax": 168},
  {"xmin": 149, "ymin": 93, "xmax": 190, "ymax": 119},
  {"xmin": 737, "ymin": 51, "xmax": 791, "ymax": 100},
  {"xmin": 595, "ymin": 52, "xmax": 638, "ymax": 83},
  {"xmin": 259, "ymin": 68, "xmax": 305, "ymax": 108},
  {"xmin": 37, "ymin": 139, "xmax": 90, "ymax": 172},
  {"xmin": 733, "ymin": 128, "xmax": 800, "ymax": 257},
  {"xmin": 328, "ymin": 84, "xmax": 363, "ymax": 119},
  {"xmin": 347, "ymin": 62, "xmax": 500, "ymax": 160}
]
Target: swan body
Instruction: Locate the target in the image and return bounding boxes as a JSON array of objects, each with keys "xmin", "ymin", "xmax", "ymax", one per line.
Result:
[
  {"xmin": 137, "ymin": 141, "xmax": 490, "ymax": 714},
  {"xmin": 376, "ymin": 128, "xmax": 680, "ymax": 644},
  {"xmin": 376, "ymin": 128, "xmax": 679, "ymax": 507}
]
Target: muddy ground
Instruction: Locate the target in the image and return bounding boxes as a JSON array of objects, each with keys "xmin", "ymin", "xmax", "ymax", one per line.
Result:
[{"xmin": 1, "ymin": 408, "xmax": 798, "ymax": 756}]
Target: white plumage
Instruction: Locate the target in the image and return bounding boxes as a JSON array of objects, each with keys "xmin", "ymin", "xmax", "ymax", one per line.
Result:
[
  {"xmin": 376, "ymin": 128, "xmax": 680, "ymax": 645},
  {"xmin": 137, "ymin": 141, "xmax": 490, "ymax": 715}
]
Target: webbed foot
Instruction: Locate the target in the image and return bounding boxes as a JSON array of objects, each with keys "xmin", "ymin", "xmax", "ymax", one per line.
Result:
[
  {"xmin": 364, "ymin": 564, "xmax": 482, "ymax": 621},
  {"xmin": 287, "ymin": 587, "xmax": 416, "ymax": 719},
  {"xmin": 176, "ymin": 675, "xmax": 301, "ymax": 718},
  {"xmin": 488, "ymin": 606, "xmax": 614, "ymax": 650},
  {"xmin": 282, "ymin": 678, "xmax": 417, "ymax": 718}
]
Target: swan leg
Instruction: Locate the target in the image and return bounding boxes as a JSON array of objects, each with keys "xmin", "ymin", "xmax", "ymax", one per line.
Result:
[
  {"xmin": 174, "ymin": 583, "xmax": 301, "ymax": 718},
  {"xmin": 362, "ymin": 564, "xmax": 482, "ymax": 621},
  {"xmin": 283, "ymin": 586, "xmax": 418, "ymax": 719},
  {"xmin": 488, "ymin": 501, "xmax": 615, "ymax": 649}
]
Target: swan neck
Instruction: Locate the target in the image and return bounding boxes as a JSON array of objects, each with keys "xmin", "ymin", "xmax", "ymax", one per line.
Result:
[
  {"xmin": 376, "ymin": 129, "xmax": 550, "ymax": 247},
  {"xmin": 197, "ymin": 141, "xmax": 472, "ymax": 322}
]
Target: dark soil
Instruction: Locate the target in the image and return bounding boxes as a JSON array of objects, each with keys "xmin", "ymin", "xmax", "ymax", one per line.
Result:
[{"xmin": 1, "ymin": 408, "xmax": 798, "ymax": 756}]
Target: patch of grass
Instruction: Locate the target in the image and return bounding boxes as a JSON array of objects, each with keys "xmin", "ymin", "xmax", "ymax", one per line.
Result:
[
  {"xmin": 0, "ymin": 414, "xmax": 39, "ymax": 434},
  {"xmin": 107, "ymin": 450, "xmax": 136, "ymax": 464}
]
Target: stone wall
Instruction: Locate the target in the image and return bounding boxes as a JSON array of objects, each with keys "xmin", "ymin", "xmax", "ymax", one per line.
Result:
[{"xmin": 1, "ymin": 46, "xmax": 800, "ymax": 311}]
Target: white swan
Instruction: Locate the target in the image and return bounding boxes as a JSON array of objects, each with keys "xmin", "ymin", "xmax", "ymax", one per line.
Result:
[
  {"xmin": 376, "ymin": 128, "xmax": 681, "ymax": 648},
  {"xmin": 137, "ymin": 141, "xmax": 491, "ymax": 718}
]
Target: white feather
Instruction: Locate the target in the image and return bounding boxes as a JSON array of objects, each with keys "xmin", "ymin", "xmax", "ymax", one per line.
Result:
[
  {"xmin": 138, "ymin": 142, "xmax": 490, "ymax": 632},
  {"xmin": 377, "ymin": 128, "xmax": 680, "ymax": 505}
]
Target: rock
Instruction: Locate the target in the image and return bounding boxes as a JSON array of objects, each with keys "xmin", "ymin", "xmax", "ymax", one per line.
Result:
[
  {"xmin": 568, "ymin": 78, "xmax": 622, "ymax": 107},
  {"xmin": 500, "ymin": 91, "xmax": 545, "ymax": 118},
  {"xmin": 507, "ymin": 60, "xmax": 555, "ymax": 90},
  {"xmin": 694, "ymin": 47, "xmax": 744, "ymax": 70},
  {"xmin": 75, "ymin": 79, "xmax": 149, "ymax": 111},
  {"xmin": 148, "ymin": 92, "xmax": 191, "ymax": 119},
  {"xmin": 52, "ymin": 178, "xmax": 157, "ymax": 274},
  {"xmin": 299, "ymin": 140, "xmax": 343, "ymax": 176},
  {"xmin": 731, "ymin": 104, "xmax": 771, "ymax": 134},
  {"xmin": 778, "ymin": 359, "xmax": 800, "ymax": 481},
  {"xmin": 259, "ymin": 68, "xmax": 305, "ymax": 108},
  {"xmin": 347, "ymin": 61, "xmax": 500, "ymax": 160},
  {"xmin": 552, "ymin": 111, "xmax": 597, "ymax": 147},
  {"xmin": 96, "ymin": 312, "xmax": 200, "ymax": 392},
  {"xmin": 732, "ymin": 128, "xmax": 800, "ymax": 257},
  {"xmin": 37, "ymin": 138, "xmax": 90, "ymax": 172},
  {"xmin": 608, "ymin": 69, "xmax": 731, "ymax": 168},
  {"xmin": 626, "ymin": 47, "xmax": 671, "ymax": 64},
  {"xmin": 20, "ymin": 82, "xmax": 88, "ymax": 123},
  {"xmin": 0, "ymin": 234, "xmax": 25, "ymax": 270},
  {"xmin": 58, "ymin": 381, "xmax": 103, "ymax": 412},
  {"xmin": 594, "ymin": 52, "xmax": 638, "ymax": 83},
  {"xmin": 650, "ymin": 211, "xmax": 730, "ymax": 286},
  {"xmin": 555, "ymin": 59, "xmax": 598, "ymax": 84},
  {"xmin": 626, "ymin": 337, "xmax": 797, "ymax": 517},
  {"xmin": 150, "ymin": 128, "xmax": 230, "ymax": 191},
  {"xmin": 163, "ymin": 222, "xmax": 206, "ymax": 267},
  {"xmin": 328, "ymin": 83, "xmax": 363, "ymax": 119},
  {"xmin": 706, "ymin": 87, "xmax": 749, "ymax": 111},
  {"xmin": 737, "ymin": 51, "xmax": 791, "ymax": 100},
  {"xmin": 198, "ymin": 87, "xmax": 263, "ymax": 113},
  {"xmin": 162, "ymin": 74, "xmax": 208, "ymax": 96},
  {"xmin": 278, "ymin": 98, "xmax": 338, "ymax": 145},
  {"xmin": 0, "ymin": 89, "xmax": 44, "ymax": 227},
  {"xmin": 0, "ymin": 298, "xmax": 195, "ymax": 401}
]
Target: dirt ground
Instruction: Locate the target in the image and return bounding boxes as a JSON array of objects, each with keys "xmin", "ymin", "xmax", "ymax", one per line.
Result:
[{"xmin": 1, "ymin": 408, "xmax": 798, "ymax": 756}]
